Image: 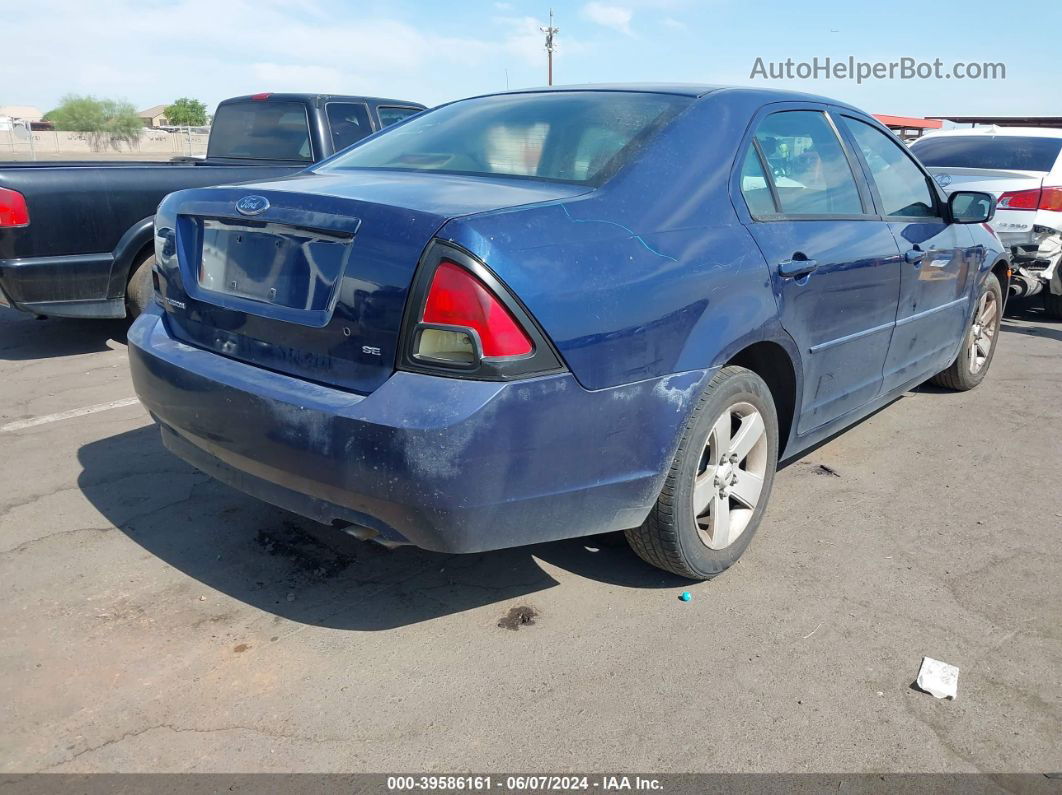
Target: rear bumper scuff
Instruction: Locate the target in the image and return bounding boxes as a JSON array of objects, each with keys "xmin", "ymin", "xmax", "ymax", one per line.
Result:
[{"xmin": 128, "ymin": 309, "xmax": 709, "ymax": 553}]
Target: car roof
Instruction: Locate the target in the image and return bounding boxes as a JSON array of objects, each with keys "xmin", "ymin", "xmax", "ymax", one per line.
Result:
[
  {"xmin": 456, "ymin": 83, "xmax": 869, "ymax": 112},
  {"xmin": 219, "ymin": 93, "xmax": 425, "ymax": 108},
  {"xmin": 917, "ymin": 125, "xmax": 1062, "ymax": 141},
  {"xmin": 491, "ymin": 83, "xmax": 725, "ymax": 97}
]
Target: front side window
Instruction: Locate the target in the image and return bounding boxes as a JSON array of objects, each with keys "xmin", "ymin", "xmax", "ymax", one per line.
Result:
[
  {"xmin": 751, "ymin": 111, "xmax": 863, "ymax": 216},
  {"xmin": 326, "ymin": 103, "xmax": 373, "ymax": 151},
  {"xmin": 317, "ymin": 91, "xmax": 690, "ymax": 185},
  {"xmin": 843, "ymin": 117, "xmax": 937, "ymax": 217}
]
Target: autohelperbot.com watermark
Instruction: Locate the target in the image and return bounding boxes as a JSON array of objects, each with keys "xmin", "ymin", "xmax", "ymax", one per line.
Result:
[{"xmin": 750, "ymin": 56, "xmax": 1006, "ymax": 83}]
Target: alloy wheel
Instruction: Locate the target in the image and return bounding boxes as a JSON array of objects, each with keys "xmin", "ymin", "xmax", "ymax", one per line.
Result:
[
  {"xmin": 692, "ymin": 402, "xmax": 768, "ymax": 550},
  {"xmin": 968, "ymin": 289, "xmax": 999, "ymax": 374}
]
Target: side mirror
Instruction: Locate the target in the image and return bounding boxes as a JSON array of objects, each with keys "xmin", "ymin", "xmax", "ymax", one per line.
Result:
[{"xmin": 949, "ymin": 191, "xmax": 995, "ymax": 224}]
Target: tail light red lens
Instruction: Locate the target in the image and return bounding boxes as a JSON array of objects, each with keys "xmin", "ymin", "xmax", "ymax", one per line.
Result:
[
  {"xmin": 997, "ymin": 188, "xmax": 1040, "ymax": 211},
  {"xmin": 994, "ymin": 187, "xmax": 1036, "ymax": 209},
  {"xmin": 421, "ymin": 261, "xmax": 533, "ymax": 358},
  {"xmin": 1039, "ymin": 186, "xmax": 1062, "ymax": 212},
  {"xmin": 998, "ymin": 186, "xmax": 1062, "ymax": 212},
  {"xmin": 0, "ymin": 187, "xmax": 30, "ymax": 228}
]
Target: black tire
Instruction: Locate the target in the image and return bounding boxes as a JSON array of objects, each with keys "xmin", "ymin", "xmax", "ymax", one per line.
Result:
[
  {"xmin": 625, "ymin": 366, "xmax": 779, "ymax": 580},
  {"xmin": 126, "ymin": 253, "xmax": 156, "ymax": 320},
  {"xmin": 1044, "ymin": 290, "xmax": 1062, "ymax": 320},
  {"xmin": 930, "ymin": 273, "xmax": 1002, "ymax": 391}
]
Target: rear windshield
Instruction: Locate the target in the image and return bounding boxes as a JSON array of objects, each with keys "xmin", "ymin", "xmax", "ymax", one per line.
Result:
[
  {"xmin": 207, "ymin": 101, "xmax": 313, "ymax": 162},
  {"xmin": 317, "ymin": 91, "xmax": 690, "ymax": 185},
  {"xmin": 911, "ymin": 135, "xmax": 1062, "ymax": 172}
]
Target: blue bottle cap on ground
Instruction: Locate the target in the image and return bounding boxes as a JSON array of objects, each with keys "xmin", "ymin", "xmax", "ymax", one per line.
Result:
[{"xmin": 679, "ymin": 591, "xmax": 692, "ymax": 602}]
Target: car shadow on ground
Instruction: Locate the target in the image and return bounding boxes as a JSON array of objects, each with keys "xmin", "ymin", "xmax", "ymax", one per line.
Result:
[
  {"xmin": 1000, "ymin": 300, "xmax": 1062, "ymax": 343},
  {"xmin": 0, "ymin": 309, "xmax": 127, "ymax": 361},
  {"xmin": 76, "ymin": 425, "xmax": 688, "ymax": 631}
]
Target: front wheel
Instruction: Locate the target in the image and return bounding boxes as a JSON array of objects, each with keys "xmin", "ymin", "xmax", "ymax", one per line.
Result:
[
  {"xmin": 625, "ymin": 366, "xmax": 779, "ymax": 580},
  {"xmin": 930, "ymin": 273, "xmax": 1002, "ymax": 391}
]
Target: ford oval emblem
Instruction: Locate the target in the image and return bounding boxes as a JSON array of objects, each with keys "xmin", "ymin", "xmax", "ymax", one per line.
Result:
[{"xmin": 235, "ymin": 195, "xmax": 270, "ymax": 216}]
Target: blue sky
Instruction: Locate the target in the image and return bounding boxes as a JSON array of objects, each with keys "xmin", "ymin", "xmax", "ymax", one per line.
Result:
[{"xmin": 2, "ymin": 0, "xmax": 1058, "ymax": 117}]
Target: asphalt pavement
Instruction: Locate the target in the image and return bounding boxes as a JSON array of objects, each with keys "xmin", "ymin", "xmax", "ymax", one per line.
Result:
[{"xmin": 1, "ymin": 303, "xmax": 1059, "ymax": 773}]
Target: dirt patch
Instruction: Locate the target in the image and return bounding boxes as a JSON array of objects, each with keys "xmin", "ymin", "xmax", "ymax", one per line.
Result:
[
  {"xmin": 233, "ymin": 643, "xmax": 250, "ymax": 653},
  {"xmin": 809, "ymin": 463, "xmax": 842, "ymax": 477},
  {"xmin": 498, "ymin": 605, "xmax": 538, "ymax": 631},
  {"xmin": 255, "ymin": 521, "xmax": 353, "ymax": 582}
]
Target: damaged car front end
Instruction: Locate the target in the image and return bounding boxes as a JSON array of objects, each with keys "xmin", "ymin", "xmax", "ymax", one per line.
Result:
[{"xmin": 999, "ymin": 215, "xmax": 1062, "ymax": 305}]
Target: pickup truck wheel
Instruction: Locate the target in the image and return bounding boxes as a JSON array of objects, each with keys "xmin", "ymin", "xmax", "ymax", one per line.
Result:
[
  {"xmin": 930, "ymin": 273, "xmax": 1002, "ymax": 391},
  {"xmin": 1044, "ymin": 290, "xmax": 1062, "ymax": 320},
  {"xmin": 625, "ymin": 366, "xmax": 778, "ymax": 580},
  {"xmin": 126, "ymin": 253, "xmax": 155, "ymax": 320}
]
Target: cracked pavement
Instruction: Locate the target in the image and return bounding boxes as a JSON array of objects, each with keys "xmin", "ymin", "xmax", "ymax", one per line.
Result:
[{"xmin": 0, "ymin": 304, "xmax": 1059, "ymax": 773}]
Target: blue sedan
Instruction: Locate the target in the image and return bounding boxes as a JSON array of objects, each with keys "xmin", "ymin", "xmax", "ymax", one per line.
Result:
[{"xmin": 129, "ymin": 85, "xmax": 1006, "ymax": 579}]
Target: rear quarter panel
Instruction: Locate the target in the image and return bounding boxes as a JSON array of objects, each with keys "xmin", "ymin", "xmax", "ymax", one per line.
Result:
[{"xmin": 441, "ymin": 91, "xmax": 800, "ymax": 392}]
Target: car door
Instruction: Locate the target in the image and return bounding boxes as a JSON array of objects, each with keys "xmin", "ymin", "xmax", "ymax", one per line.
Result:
[
  {"xmin": 734, "ymin": 106, "xmax": 902, "ymax": 435},
  {"xmin": 837, "ymin": 115, "xmax": 975, "ymax": 391}
]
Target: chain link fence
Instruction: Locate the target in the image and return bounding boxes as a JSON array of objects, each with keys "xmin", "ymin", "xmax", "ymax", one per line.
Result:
[{"xmin": 1, "ymin": 122, "xmax": 209, "ymax": 161}]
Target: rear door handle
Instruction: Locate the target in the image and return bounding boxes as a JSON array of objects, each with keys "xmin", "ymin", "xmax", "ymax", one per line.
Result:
[
  {"xmin": 905, "ymin": 248, "xmax": 927, "ymax": 264},
  {"xmin": 777, "ymin": 257, "xmax": 819, "ymax": 278}
]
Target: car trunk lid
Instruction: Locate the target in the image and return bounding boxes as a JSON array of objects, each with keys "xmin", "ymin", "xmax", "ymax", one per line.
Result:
[
  {"xmin": 925, "ymin": 166, "xmax": 1046, "ymax": 197},
  {"xmin": 925, "ymin": 167, "xmax": 1046, "ymax": 236},
  {"xmin": 157, "ymin": 172, "xmax": 588, "ymax": 394}
]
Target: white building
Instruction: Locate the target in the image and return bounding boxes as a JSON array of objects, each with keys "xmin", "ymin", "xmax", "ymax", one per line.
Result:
[{"xmin": 0, "ymin": 105, "xmax": 45, "ymax": 123}]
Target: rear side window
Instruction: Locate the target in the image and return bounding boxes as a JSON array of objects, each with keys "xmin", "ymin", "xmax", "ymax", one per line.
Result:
[
  {"xmin": 911, "ymin": 135, "xmax": 1062, "ymax": 172},
  {"xmin": 739, "ymin": 147, "xmax": 777, "ymax": 216},
  {"xmin": 327, "ymin": 102, "xmax": 373, "ymax": 151},
  {"xmin": 378, "ymin": 106, "xmax": 421, "ymax": 127},
  {"xmin": 751, "ymin": 111, "xmax": 863, "ymax": 216},
  {"xmin": 842, "ymin": 117, "xmax": 936, "ymax": 218},
  {"xmin": 207, "ymin": 101, "xmax": 312, "ymax": 162}
]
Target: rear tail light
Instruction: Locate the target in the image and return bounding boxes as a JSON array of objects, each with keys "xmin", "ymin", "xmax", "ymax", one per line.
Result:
[
  {"xmin": 997, "ymin": 188, "xmax": 1040, "ymax": 211},
  {"xmin": 250, "ymin": 92, "xmax": 273, "ymax": 101},
  {"xmin": 1039, "ymin": 186, "xmax": 1062, "ymax": 212},
  {"xmin": 400, "ymin": 243, "xmax": 563, "ymax": 380},
  {"xmin": 998, "ymin": 187, "xmax": 1062, "ymax": 212},
  {"xmin": 0, "ymin": 187, "xmax": 30, "ymax": 228},
  {"xmin": 421, "ymin": 261, "xmax": 533, "ymax": 359}
]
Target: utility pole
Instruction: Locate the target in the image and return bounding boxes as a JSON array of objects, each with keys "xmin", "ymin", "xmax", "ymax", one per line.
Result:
[{"xmin": 540, "ymin": 9, "xmax": 559, "ymax": 86}]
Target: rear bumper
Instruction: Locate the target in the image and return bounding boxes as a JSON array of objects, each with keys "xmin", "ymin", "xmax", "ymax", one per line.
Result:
[
  {"xmin": 128, "ymin": 309, "xmax": 708, "ymax": 553},
  {"xmin": 0, "ymin": 254, "xmax": 124, "ymax": 318}
]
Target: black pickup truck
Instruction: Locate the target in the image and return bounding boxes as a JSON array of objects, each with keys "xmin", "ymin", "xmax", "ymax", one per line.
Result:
[{"xmin": 0, "ymin": 92, "xmax": 423, "ymax": 319}]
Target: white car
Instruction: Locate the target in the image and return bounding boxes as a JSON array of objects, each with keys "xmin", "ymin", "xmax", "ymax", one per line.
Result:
[{"xmin": 911, "ymin": 127, "xmax": 1062, "ymax": 317}]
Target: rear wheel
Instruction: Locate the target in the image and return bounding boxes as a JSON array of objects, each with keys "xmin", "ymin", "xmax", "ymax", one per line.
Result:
[
  {"xmin": 126, "ymin": 252, "xmax": 156, "ymax": 320},
  {"xmin": 930, "ymin": 273, "xmax": 1002, "ymax": 391},
  {"xmin": 626, "ymin": 366, "xmax": 779, "ymax": 580}
]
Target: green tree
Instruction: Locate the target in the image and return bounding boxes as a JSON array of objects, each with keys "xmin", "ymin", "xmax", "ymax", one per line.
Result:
[
  {"xmin": 44, "ymin": 95, "xmax": 142, "ymax": 149},
  {"xmin": 164, "ymin": 97, "xmax": 208, "ymax": 126}
]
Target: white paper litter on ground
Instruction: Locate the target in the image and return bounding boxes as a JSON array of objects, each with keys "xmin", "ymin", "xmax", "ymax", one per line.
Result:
[{"xmin": 916, "ymin": 656, "xmax": 959, "ymax": 699}]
